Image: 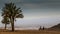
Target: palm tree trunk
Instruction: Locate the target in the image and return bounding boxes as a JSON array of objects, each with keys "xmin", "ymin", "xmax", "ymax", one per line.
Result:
[
  {"xmin": 5, "ymin": 24, "xmax": 7, "ymax": 30},
  {"xmin": 11, "ymin": 16, "xmax": 14, "ymax": 31},
  {"xmin": 11, "ymin": 21, "xmax": 14, "ymax": 31}
]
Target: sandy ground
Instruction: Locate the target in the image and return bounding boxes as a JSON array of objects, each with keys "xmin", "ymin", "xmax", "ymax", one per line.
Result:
[{"xmin": 0, "ymin": 30, "xmax": 60, "ymax": 34}]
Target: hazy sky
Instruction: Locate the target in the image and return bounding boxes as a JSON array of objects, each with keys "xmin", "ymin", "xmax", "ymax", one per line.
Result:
[{"xmin": 0, "ymin": 0, "xmax": 60, "ymax": 28}]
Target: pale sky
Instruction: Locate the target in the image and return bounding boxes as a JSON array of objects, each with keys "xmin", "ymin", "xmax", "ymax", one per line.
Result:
[{"xmin": 0, "ymin": 0, "xmax": 60, "ymax": 29}]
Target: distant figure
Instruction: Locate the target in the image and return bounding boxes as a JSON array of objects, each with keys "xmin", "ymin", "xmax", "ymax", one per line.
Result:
[
  {"xmin": 43, "ymin": 26, "xmax": 44, "ymax": 30},
  {"xmin": 39, "ymin": 26, "xmax": 41, "ymax": 30}
]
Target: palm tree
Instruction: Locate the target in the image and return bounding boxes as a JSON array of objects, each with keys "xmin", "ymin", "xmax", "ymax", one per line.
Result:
[
  {"xmin": 2, "ymin": 2, "xmax": 24, "ymax": 31},
  {"xmin": 1, "ymin": 16, "xmax": 10, "ymax": 30}
]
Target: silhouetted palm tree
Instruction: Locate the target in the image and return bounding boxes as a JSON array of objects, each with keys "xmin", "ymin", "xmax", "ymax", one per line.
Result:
[
  {"xmin": 1, "ymin": 16, "xmax": 10, "ymax": 30},
  {"xmin": 2, "ymin": 2, "xmax": 24, "ymax": 31},
  {"xmin": 39, "ymin": 26, "xmax": 41, "ymax": 30},
  {"xmin": 43, "ymin": 26, "xmax": 44, "ymax": 30}
]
